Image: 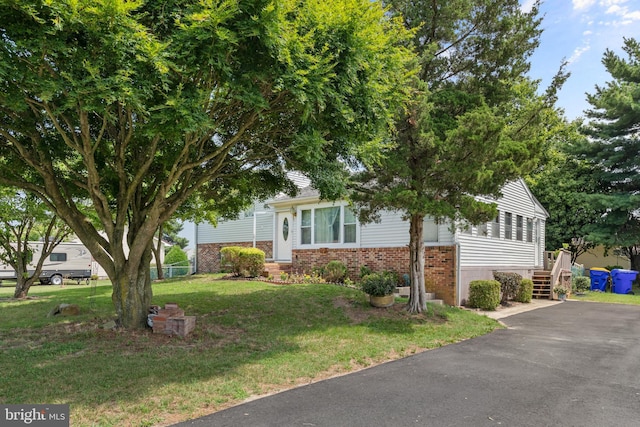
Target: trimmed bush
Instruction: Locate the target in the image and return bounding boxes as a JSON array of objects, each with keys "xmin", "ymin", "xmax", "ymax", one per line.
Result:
[
  {"xmin": 237, "ymin": 248, "xmax": 265, "ymax": 277},
  {"xmin": 515, "ymin": 278, "xmax": 534, "ymax": 303},
  {"xmin": 323, "ymin": 260, "xmax": 348, "ymax": 283},
  {"xmin": 165, "ymin": 246, "xmax": 189, "ymax": 266},
  {"xmin": 573, "ymin": 276, "xmax": 590, "ymax": 293},
  {"xmin": 468, "ymin": 280, "xmax": 501, "ymax": 311},
  {"xmin": 493, "ymin": 272, "xmax": 523, "ymax": 304},
  {"xmin": 360, "ymin": 272, "xmax": 396, "ymax": 296},
  {"xmin": 220, "ymin": 246, "xmax": 243, "ymax": 275}
]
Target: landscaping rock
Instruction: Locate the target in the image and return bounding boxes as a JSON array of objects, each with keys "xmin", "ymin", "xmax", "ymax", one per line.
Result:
[{"xmin": 48, "ymin": 303, "xmax": 81, "ymax": 317}]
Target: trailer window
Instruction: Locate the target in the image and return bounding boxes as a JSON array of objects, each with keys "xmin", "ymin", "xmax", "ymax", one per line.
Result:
[{"xmin": 50, "ymin": 253, "xmax": 67, "ymax": 262}]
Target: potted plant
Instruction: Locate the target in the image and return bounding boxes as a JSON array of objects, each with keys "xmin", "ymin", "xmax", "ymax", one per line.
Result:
[
  {"xmin": 360, "ymin": 272, "xmax": 397, "ymax": 307},
  {"xmin": 554, "ymin": 285, "xmax": 568, "ymax": 301}
]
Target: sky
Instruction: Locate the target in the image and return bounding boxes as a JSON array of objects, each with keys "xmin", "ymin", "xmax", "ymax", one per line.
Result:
[{"xmin": 522, "ymin": 0, "xmax": 640, "ymax": 120}]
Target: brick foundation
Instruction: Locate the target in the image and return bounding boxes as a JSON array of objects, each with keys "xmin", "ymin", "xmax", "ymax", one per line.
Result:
[
  {"xmin": 197, "ymin": 241, "xmax": 273, "ymax": 273},
  {"xmin": 292, "ymin": 246, "xmax": 457, "ymax": 305}
]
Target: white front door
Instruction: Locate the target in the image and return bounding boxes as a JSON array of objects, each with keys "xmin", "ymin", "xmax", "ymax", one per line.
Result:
[{"xmin": 276, "ymin": 212, "xmax": 293, "ymax": 261}]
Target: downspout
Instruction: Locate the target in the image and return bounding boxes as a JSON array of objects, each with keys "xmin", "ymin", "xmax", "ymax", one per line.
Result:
[
  {"xmin": 194, "ymin": 222, "xmax": 198, "ymax": 274},
  {"xmin": 456, "ymin": 240, "xmax": 462, "ymax": 307}
]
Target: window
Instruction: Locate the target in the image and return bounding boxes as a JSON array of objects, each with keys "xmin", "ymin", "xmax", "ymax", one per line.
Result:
[
  {"xmin": 344, "ymin": 207, "xmax": 356, "ymax": 243},
  {"xmin": 301, "ymin": 209, "xmax": 312, "ymax": 244},
  {"xmin": 50, "ymin": 253, "xmax": 67, "ymax": 262},
  {"xmin": 492, "ymin": 213, "xmax": 500, "ymax": 238},
  {"xmin": 516, "ymin": 215, "xmax": 524, "ymax": 241},
  {"xmin": 504, "ymin": 212, "xmax": 512, "ymax": 240},
  {"xmin": 478, "ymin": 222, "xmax": 488, "ymax": 237},
  {"xmin": 423, "ymin": 217, "xmax": 439, "ymax": 242},
  {"xmin": 526, "ymin": 218, "xmax": 533, "ymax": 243},
  {"xmin": 300, "ymin": 205, "xmax": 357, "ymax": 245}
]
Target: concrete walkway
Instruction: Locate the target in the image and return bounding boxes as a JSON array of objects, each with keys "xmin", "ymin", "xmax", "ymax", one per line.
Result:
[{"xmin": 468, "ymin": 298, "xmax": 563, "ymax": 320}]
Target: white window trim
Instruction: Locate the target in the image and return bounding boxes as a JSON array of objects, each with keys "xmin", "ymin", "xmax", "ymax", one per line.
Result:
[{"xmin": 297, "ymin": 202, "xmax": 360, "ymax": 248}]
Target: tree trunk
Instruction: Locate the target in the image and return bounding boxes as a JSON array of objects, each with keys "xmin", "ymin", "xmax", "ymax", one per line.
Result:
[
  {"xmin": 407, "ymin": 213, "xmax": 427, "ymax": 313},
  {"xmin": 152, "ymin": 225, "xmax": 165, "ymax": 280},
  {"xmin": 110, "ymin": 247, "xmax": 153, "ymax": 329},
  {"xmin": 630, "ymin": 249, "xmax": 640, "ymax": 274},
  {"xmin": 13, "ymin": 277, "xmax": 36, "ymax": 299}
]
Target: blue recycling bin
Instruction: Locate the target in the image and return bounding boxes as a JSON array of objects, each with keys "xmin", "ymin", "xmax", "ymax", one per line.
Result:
[
  {"xmin": 610, "ymin": 269, "xmax": 638, "ymax": 294},
  {"xmin": 589, "ymin": 268, "xmax": 610, "ymax": 292}
]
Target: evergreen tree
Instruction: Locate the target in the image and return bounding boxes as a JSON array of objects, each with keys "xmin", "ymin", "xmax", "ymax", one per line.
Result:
[
  {"xmin": 574, "ymin": 38, "xmax": 640, "ymax": 270},
  {"xmin": 352, "ymin": 0, "xmax": 567, "ymax": 312}
]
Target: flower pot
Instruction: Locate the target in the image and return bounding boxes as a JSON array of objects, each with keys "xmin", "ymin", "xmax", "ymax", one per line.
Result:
[
  {"xmin": 369, "ymin": 294, "xmax": 395, "ymax": 308},
  {"xmin": 558, "ymin": 294, "xmax": 567, "ymax": 301}
]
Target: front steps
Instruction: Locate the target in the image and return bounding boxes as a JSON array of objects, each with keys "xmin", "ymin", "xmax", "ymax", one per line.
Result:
[{"xmin": 263, "ymin": 262, "xmax": 292, "ymax": 277}]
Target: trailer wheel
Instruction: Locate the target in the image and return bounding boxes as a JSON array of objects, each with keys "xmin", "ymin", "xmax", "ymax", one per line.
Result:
[{"xmin": 50, "ymin": 275, "xmax": 63, "ymax": 286}]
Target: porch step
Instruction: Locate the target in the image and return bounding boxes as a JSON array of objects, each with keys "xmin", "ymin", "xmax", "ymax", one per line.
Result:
[
  {"xmin": 263, "ymin": 262, "xmax": 292, "ymax": 277},
  {"xmin": 532, "ymin": 270, "xmax": 552, "ymax": 299}
]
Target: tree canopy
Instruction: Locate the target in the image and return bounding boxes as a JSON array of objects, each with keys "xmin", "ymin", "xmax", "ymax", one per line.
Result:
[
  {"xmin": 572, "ymin": 37, "xmax": 640, "ymax": 270},
  {"xmin": 351, "ymin": 0, "xmax": 567, "ymax": 312},
  {"xmin": 0, "ymin": 0, "xmax": 413, "ymax": 328}
]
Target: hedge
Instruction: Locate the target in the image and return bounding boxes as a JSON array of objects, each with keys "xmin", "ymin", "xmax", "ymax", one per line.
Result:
[{"xmin": 468, "ymin": 280, "xmax": 501, "ymax": 311}]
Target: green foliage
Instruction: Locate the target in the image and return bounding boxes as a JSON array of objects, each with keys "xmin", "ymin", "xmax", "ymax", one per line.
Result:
[
  {"xmin": 360, "ymin": 265, "xmax": 373, "ymax": 278},
  {"xmin": 468, "ymin": 280, "xmax": 501, "ymax": 311},
  {"xmin": 237, "ymin": 248, "xmax": 265, "ymax": 278},
  {"xmin": 571, "ymin": 38, "xmax": 640, "ymax": 270},
  {"xmin": 220, "ymin": 247, "xmax": 243, "ymax": 275},
  {"xmin": 360, "ymin": 272, "xmax": 397, "ymax": 296},
  {"xmin": 351, "ymin": 0, "xmax": 567, "ymax": 313},
  {"xmin": 164, "ymin": 246, "xmax": 189, "ymax": 266},
  {"xmin": 573, "ymin": 276, "xmax": 590, "ymax": 293},
  {"xmin": 323, "ymin": 260, "xmax": 348, "ymax": 283},
  {"xmin": 0, "ymin": 0, "xmax": 413, "ymax": 328},
  {"xmin": 515, "ymin": 279, "xmax": 534, "ymax": 303},
  {"xmin": 493, "ymin": 272, "xmax": 523, "ymax": 304}
]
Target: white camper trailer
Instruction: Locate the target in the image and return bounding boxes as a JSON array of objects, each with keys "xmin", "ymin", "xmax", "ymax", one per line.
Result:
[{"xmin": 0, "ymin": 242, "xmax": 93, "ymax": 285}]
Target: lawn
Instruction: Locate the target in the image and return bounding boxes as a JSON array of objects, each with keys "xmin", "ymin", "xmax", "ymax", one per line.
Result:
[{"xmin": 0, "ymin": 275, "xmax": 499, "ymax": 427}]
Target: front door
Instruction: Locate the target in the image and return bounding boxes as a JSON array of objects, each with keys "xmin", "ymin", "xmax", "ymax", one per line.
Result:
[{"xmin": 276, "ymin": 212, "xmax": 293, "ymax": 261}]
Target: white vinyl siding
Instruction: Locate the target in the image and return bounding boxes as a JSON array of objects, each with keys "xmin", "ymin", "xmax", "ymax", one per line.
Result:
[{"xmin": 197, "ymin": 207, "xmax": 274, "ymax": 244}]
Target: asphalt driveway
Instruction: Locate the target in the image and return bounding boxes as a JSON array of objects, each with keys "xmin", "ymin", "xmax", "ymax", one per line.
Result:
[{"xmin": 173, "ymin": 301, "xmax": 640, "ymax": 426}]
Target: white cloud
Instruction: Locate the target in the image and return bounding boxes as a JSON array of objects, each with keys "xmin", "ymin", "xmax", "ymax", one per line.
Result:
[
  {"xmin": 583, "ymin": 30, "xmax": 593, "ymax": 35},
  {"xmin": 573, "ymin": 0, "xmax": 597, "ymax": 11},
  {"xmin": 568, "ymin": 44, "xmax": 591, "ymax": 64}
]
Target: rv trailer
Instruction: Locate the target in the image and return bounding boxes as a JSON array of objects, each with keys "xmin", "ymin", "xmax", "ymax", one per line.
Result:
[{"xmin": 0, "ymin": 242, "xmax": 93, "ymax": 285}]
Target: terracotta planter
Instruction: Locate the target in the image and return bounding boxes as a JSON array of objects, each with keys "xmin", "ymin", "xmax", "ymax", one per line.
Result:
[{"xmin": 369, "ymin": 294, "xmax": 395, "ymax": 308}]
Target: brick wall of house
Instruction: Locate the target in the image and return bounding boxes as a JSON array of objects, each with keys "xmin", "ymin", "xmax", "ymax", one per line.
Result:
[
  {"xmin": 292, "ymin": 246, "xmax": 457, "ymax": 305},
  {"xmin": 197, "ymin": 241, "xmax": 273, "ymax": 273}
]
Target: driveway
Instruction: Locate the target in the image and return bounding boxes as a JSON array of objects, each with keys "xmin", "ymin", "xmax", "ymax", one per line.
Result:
[{"xmin": 172, "ymin": 301, "xmax": 640, "ymax": 426}]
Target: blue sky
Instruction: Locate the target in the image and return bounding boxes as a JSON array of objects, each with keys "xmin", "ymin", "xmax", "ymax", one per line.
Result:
[{"xmin": 522, "ymin": 0, "xmax": 640, "ymax": 120}]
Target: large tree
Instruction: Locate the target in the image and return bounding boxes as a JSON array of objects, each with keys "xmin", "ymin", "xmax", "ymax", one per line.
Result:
[
  {"xmin": 0, "ymin": 0, "xmax": 412, "ymax": 328},
  {"xmin": 0, "ymin": 188, "xmax": 72, "ymax": 298},
  {"xmin": 526, "ymin": 124, "xmax": 607, "ymax": 264},
  {"xmin": 573, "ymin": 37, "xmax": 640, "ymax": 271},
  {"xmin": 351, "ymin": 0, "xmax": 567, "ymax": 312}
]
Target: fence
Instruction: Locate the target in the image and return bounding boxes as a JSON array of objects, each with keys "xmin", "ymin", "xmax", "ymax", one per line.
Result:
[{"xmin": 150, "ymin": 263, "xmax": 194, "ymax": 280}]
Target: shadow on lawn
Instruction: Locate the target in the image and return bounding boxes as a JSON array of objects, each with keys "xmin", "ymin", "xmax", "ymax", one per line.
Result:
[{"xmin": 0, "ymin": 281, "xmax": 459, "ymax": 411}]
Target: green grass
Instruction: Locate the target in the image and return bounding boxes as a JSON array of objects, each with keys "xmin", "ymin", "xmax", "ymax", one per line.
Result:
[
  {"xmin": 0, "ymin": 275, "xmax": 499, "ymax": 426},
  {"xmin": 570, "ymin": 278, "xmax": 640, "ymax": 305}
]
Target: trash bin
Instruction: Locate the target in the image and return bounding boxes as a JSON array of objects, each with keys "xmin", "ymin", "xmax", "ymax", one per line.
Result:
[
  {"xmin": 610, "ymin": 269, "xmax": 638, "ymax": 294},
  {"xmin": 589, "ymin": 267, "xmax": 610, "ymax": 292}
]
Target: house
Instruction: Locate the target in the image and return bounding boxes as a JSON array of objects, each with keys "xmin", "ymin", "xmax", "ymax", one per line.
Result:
[{"xmin": 196, "ymin": 178, "xmax": 548, "ymax": 306}]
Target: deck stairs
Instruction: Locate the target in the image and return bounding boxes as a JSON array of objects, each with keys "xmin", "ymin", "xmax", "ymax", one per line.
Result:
[{"xmin": 532, "ymin": 270, "xmax": 552, "ymax": 299}]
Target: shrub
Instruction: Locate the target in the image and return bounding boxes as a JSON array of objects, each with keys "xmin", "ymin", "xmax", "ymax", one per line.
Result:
[
  {"xmin": 220, "ymin": 246, "xmax": 243, "ymax": 275},
  {"xmin": 493, "ymin": 272, "xmax": 522, "ymax": 304},
  {"xmin": 360, "ymin": 265, "xmax": 372, "ymax": 278},
  {"xmin": 515, "ymin": 278, "xmax": 534, "ymax": 303},
  {"xmin": 237, "ymin": 248, "xmax": 265, "ymax": 277},
  {"xmin": 360, "ymin": 272, "xmax": 396, "ymax": 296},
  {"xmin": 165, "ymin": 246, "xmax": 189, "ymax": 266},
  {"xmin": 323, "ymin": 260, "xmax": 348, "ymax": 283},
  {"xmin": 573, "ymin": 276, "xmax": 590, "ymax": 293},
  {"xmin": 467, "ymin": 280, "xmax": 501, "ymax": 311}
]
